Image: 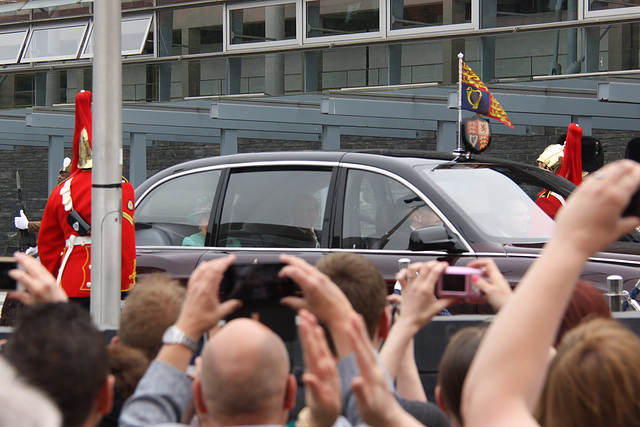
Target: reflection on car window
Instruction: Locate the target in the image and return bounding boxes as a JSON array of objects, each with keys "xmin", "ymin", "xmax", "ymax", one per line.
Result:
[
  {"xmin": 135, "ymin": 170, "xmax": 220, "ymax": 246},
  {"xmin": 342, "ymin": 169, "xmax": 441, "ymax": 250},
  {"xmin": 422, "ymin": 165, "xmax": 556, "ymax": 241},
  {"xmin": 218, "ymin": 168, "xmax": 331, "ymax": 248}
]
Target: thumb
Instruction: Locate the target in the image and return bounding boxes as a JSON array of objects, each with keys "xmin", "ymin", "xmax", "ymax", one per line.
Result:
[{"xmin": 20, "ymin": 210, "xmax": 27, "ymax": 219}]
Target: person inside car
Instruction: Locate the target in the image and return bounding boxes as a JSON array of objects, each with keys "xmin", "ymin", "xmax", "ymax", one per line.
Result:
[{"xmin": 290, "ymin": 193, "xmax": 321, "ymax": 248}]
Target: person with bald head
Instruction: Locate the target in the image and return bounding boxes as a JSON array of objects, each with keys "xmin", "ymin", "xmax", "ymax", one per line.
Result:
[
  {"xmin": 196, "ymin": 318, "xmax": 296, "ymax": 426},
  {"xmin": 120, "ymin": 255, "xmax": 340, "ymax": 427}
]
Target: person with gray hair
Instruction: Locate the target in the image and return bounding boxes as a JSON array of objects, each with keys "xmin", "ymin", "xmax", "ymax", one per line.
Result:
[{"xmin": 0, "ymin": 356, "xmax": 62, "ymax": 427}]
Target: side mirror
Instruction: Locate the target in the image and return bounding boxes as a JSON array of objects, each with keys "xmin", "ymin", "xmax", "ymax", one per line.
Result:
[{"xmin": 409, "ymin": 225, "xmax": 466, "ymax": 253}]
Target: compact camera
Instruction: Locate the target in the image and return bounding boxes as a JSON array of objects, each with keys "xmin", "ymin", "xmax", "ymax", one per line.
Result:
[
  {"xmin": 220, "ymin": 263, "xmax": 301, "ymax": 341},
  {"xmin": 436, "ymin": 266, "xmax": 483, "ymax": 299}
]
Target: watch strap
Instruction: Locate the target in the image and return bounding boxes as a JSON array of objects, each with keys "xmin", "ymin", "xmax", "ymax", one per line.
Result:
[{"xmin": 162, "ymin": 325, "xmax": 199, "ymax": 353}]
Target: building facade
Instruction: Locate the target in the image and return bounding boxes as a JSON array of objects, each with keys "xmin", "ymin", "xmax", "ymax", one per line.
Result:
[{"xmin": 0, "ymin": 0, "xmax": 639, "ymax": 253}]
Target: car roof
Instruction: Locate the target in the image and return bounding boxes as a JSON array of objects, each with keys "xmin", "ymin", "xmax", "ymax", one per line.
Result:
[{"xmin": 136, "ymin": 149, "xmax": 546, "ymax": 193}]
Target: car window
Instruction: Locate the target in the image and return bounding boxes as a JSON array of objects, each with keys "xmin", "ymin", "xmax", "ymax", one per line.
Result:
[
  {"xmin": 342, "ymin": 169, "xmax": 441, "ymax": 250},
  {"xmin": 135, "ymin": 170, "xmax": 220, "ymax": 246},
  {"xmin": 217, "ymin": 168, "xmax": 332, "ymax": 248},
  {"xmin": 421, "ymin": 164, "xmax": 556, "ymax": 242}
]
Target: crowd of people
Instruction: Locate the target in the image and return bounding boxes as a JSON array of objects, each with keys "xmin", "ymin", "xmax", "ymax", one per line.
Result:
[
  {"xmin": 5, "ymin": 92, "xmax": 640, "ymax": 427},
  {"xmin": 0, "ymin": 156, "xmax": 639, "ymax": 427}
]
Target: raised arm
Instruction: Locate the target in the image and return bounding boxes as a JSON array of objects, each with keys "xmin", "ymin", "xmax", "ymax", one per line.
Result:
[{"xmin": 462, "ymin": 160, "xmax": 640, "ymax": 427}]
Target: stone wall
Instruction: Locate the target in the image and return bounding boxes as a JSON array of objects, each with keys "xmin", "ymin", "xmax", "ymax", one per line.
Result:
[{"xmin": 1, "ymin": 127, "xmax": 637, "ymax": 255}]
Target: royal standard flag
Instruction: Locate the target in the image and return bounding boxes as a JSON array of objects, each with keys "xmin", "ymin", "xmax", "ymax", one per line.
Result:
[{"xmin": 461, "ymin": 62, "xmax": 514, "ymax": 129}]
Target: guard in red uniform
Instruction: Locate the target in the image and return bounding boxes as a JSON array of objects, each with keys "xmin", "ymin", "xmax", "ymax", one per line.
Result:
[{"xmin": 38, "ymin": 91, "xmax": 136, "ymax": 304}]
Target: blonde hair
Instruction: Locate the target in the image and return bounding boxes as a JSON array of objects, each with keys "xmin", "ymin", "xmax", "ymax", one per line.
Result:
[{"xmin": 536, "ymin": 318, "xmax": 640, "ymax": 427}]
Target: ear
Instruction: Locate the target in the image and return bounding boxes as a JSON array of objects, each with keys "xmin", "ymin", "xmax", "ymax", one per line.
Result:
[
  {"xmin": 377, "ymin": 309, "xmax": 390, "ymax": 340},
  {"xmin": 434, "ymin": 384, "xmax": 447, "ymax": 413},
  {"xmin": 192, "ymin": 377, "xmax": 209, "ymax": 415},
  {"xmin": 284, "ymin": 374, "xmax": 297, "ymax": 410},
  {"xmin": 110, "ymin": 335, "xmax": 119, "ymax": 345},
  {"xmin": 97, "ymin": 374, "xmax": 115, "ymax": 415}
]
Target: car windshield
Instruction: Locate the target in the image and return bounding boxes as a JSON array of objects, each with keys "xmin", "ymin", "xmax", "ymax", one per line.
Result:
[{"xmin": 419, "ymin": 163, "xmax": 557, "ymax": 242}]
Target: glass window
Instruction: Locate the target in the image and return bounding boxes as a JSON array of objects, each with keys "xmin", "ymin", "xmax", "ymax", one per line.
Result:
[
  {"xmin": 230, "ymin": 2, "xmax": 296, "ymax": 45},
  {"xmin": 307, "ymin": 0, "xmax": 379, "ymax": 38},
  {"xmin": 589, "ymin": 0, "xmax": 640, "ymax": 12},
  {"xmin": 218, "ymin": 168, "xmax": 331, "ymax": 248},
  {"xmin": 21, "ymin": 22, "xmax": 88, "ymax": 62},
  {"xmin": 342, "ymin": 169, "xmax": 441, "ymax": 250},
  {"xmin": 28, "ymin": 1, "xmax": 91, "ymax": 20},
  {"xmin": 82, "ymin": 14, "xmax": 152, "ymax": 58},
  {"xmin": 135, "ymin": 170, "xmax": 221, "ymax": 247},
  {"xmin": 390, "ymin": 0, "xmax": 471, "ymax": 30},
  {"xmin": 422, "ymin": 164, "xmax": 556, "ymax": 242},
  {"xmin": 0, "ymin": 30, "xmax": 28, "ymax": 65},
  {"xmin": 485, "ymin": 0, "xmax": 574, "ymax": 28},
  {"xmin": 158, "ymin": 5, "xmax": 223, "ymax": 57}
]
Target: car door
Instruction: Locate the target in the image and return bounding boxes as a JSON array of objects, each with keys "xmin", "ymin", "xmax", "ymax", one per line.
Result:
[
  {"xmin": 198, "ymin": 165, "xmax": 337, "ymax": 268},
  {"xmin": 332, "ymin": 165, "xmax": 478, "ymax": 291}
]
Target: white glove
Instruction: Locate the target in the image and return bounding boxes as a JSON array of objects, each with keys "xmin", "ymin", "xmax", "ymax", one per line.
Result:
[
  {"xmin": 14, "ymin": 210, "xmax": 29, "ymax": 230},
  {"xmin": 25, "ymin": 246, "xmax": 38, "ymax": 257}
]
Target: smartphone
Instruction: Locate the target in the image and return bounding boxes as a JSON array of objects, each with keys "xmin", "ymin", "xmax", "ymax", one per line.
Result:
[
  {"xmin": 436, "ymin": 266, "xmax": 482, "ymax": 299},
  {"xmin": 221, "ymin": 263, "xmax": 300, "ymax": 341},
  {"xmin": 0, "ymin": 257, "xmax": 19, "ymax": 291}
]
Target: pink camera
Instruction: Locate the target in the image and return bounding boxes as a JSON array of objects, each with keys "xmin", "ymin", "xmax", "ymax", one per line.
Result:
[{"xmin": 436, "ymin": 266, "xmax": 483, "ymax": 299}]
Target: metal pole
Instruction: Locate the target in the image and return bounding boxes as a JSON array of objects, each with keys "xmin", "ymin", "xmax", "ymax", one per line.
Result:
[
  {"xmin": 456, "ymin": 52, "xmax": 463, "ymax": 153},
  {"xmin": 91, "ymin": 1, "xmax": 122, "ymax": 328},
  {"xmin": 607, "ymin": 275, "xmax": 623, "ymax": 312}
]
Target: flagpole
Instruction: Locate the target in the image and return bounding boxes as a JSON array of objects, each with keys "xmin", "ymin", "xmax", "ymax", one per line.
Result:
[{"xmin": 456, "ymin": 52, "xmax": 464, "ymax": 154}]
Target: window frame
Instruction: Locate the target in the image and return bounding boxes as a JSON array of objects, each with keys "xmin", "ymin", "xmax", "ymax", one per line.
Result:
[
  {"xmin": 225, "ymin": 0, "xmax": 301, "ymax": 52},
  {"xmin": 0, "ymin": 29, "xmax": 29, "ymax": 65},
  {"xmin": 81, "ymin": 13, "xmax": 153, "ymax": 59},
  {"xmin": 21, "ymin": 20, "xmax": 89, "ymax": 63}
]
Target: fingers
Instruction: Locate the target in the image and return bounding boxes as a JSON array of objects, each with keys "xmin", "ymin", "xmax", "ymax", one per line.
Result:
[
  {"xmin": 216, "ymin": 299, "xmax": 242, "ymax": 318},
  {"xmin": 280, "ymin": 296, "xmax": 308, "ymax": 312},
  {"xmin": 188, "ymin": 255, "xmax": 236, "ymax": 290}
]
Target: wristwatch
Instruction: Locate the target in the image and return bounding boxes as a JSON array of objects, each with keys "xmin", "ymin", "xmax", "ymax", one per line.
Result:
[{"xmin": 162, "ymin": 326, "xmax": 199, "ymax": 353}]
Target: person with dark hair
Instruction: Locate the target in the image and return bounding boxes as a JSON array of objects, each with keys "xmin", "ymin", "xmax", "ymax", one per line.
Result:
[
  {"xmin": 282, "ymin": 252, "xmax": 450, "ymax": 427},
  {"xmin": 435, "ymin": 326, "xmax": 487, "ymax": 427},
  {"xmin": 580, "ymin": 135, "xmax": 604, "ymax": 175},
  {"xmin": 625, "ymin": 137, "xmax": 640, "ymax": 163},
  {"xmin": 3, "ymin": 302, "xmax": 114, "ymax": 427}
]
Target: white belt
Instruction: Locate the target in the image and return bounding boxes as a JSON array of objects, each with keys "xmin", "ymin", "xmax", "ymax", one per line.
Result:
[{"xmin": 56, "ymin": 235, "xmax": 92, "ymax": 286}]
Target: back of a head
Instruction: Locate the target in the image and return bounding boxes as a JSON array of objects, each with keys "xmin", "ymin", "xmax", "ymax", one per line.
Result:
[
  {"xmin": 537, "ymin": 318, "xmax": 640, "ymax": 427},
  {"xmin": 581, "ymin": 136, "xmax": 604, "ymax": 173},
  {"xmin": 118, "ymin": 273, "xmax": 186, "ymax": 360},
  {"xmin": 200, "ymin": 318, "xmax": 291, "ymax": 423},
  {"xmin": 625, "ymin": 137, "xmax": 640, "ymax": 163},
  {"xmin": 437, "ymin": 326, "xmax": 487, "ymax": 425},
  {"xmin": 0, "ymin": 356, "xmax": 62, "ymax": 427},
  {"xmin": 3, "ymin": 302, "xmax": 109, "ymax": 427},
  {"xmin": 315, "ymin": 253, "xmax": 387, "ymax": 340},
  {"xmin": 107, "ymin": 342, "xmax": 150, "ymax": 401},
  {"xmin": 555, "ymin": 280, "xmax": 611, "ymax": 347}
]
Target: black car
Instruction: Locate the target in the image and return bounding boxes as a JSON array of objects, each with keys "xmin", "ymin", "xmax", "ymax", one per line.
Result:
[{"xmin": 134, "ymin": 150, "xmax": 640, "ymax": 306}]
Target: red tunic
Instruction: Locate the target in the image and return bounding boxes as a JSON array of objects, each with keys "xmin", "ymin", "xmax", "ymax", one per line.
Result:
[{"xmin": 38, "ymin": 170, "xmax": 136, "ymax": 298}]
